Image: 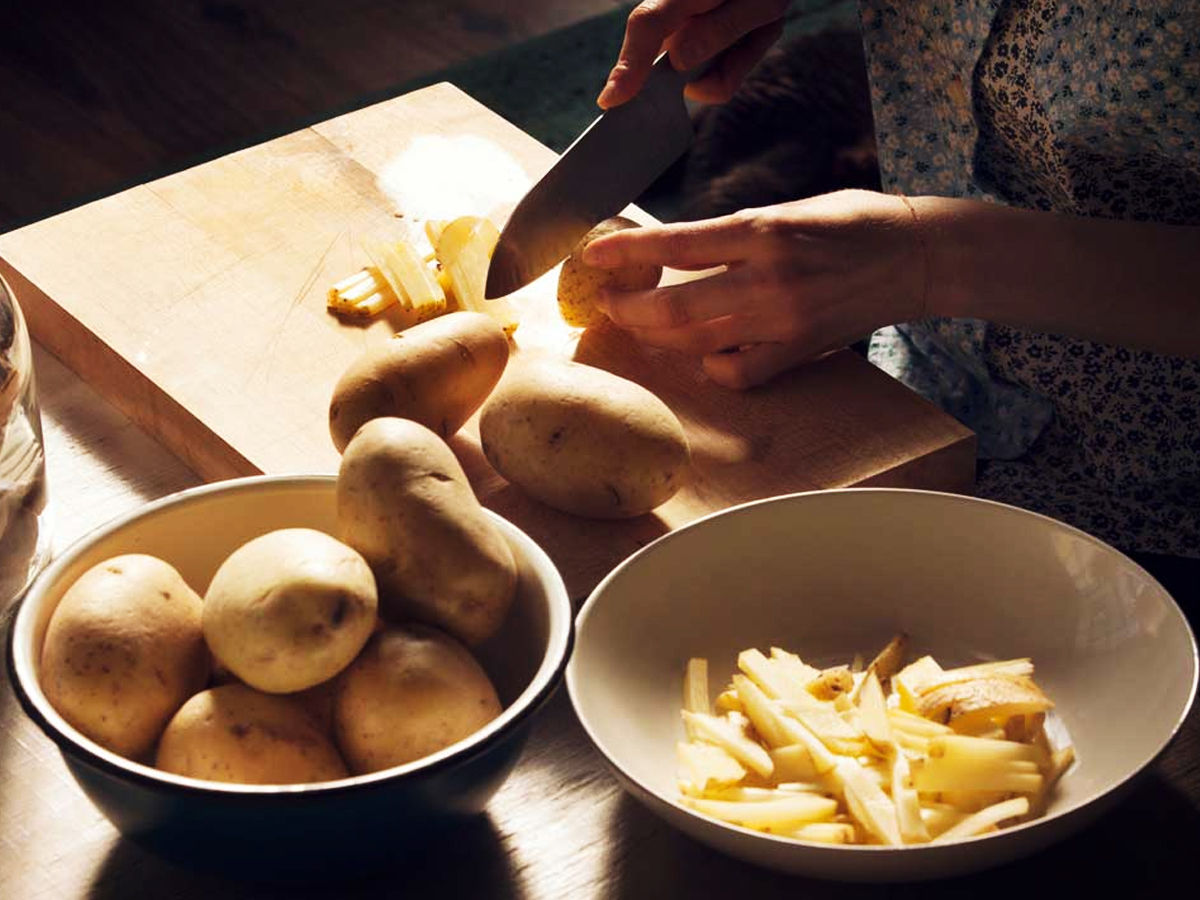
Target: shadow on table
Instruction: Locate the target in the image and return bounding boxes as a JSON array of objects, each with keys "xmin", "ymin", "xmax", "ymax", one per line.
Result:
[
  {"xmin": 606, "ymin": 768, "xmax": 1200, "ymax": 898},
  {"xmin": 87, "ymin": 813, "xmax": 525, "ymax": 900}
]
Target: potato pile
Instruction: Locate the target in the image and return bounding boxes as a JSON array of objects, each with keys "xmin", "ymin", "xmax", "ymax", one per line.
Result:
[
  {"xmin": 39, "ymin": 417, "xmax": 515, "ymax": 785},
  {"xmin": 329, "ymin": 303, "xmax": 692, "ymax": 522}
]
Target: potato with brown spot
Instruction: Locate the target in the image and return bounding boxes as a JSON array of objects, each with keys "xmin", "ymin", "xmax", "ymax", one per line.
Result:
[
  {"xmin": 334, "ymin": 623, "xmax": 501, "ymax": 774},
  {"xmin": 39, "ymin": 554, "xmax": 210, "ymax": 760},
  {"xmin": 337, "ymin": 417, "xmax": 517, "ymax": 646},
  {"xmin": 203, "ymin": 528, "xmax": 378, "ymax": 694},
  {"xmin": 557, "ymin": 216, "xmax": 662, "ymax": 328},
  {"xmin": 479, "ymin": 358, "xmax": 691, "ymax": 519},
  {"xmin": 156, "ymin": 683, "xmax": 348, "ymax": 784},
  {"xmin": 329, "ymin": 310, "xmax": 510, "ymax": 452}
]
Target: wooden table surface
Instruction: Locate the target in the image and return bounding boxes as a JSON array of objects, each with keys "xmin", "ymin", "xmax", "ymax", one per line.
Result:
[
  {"xmin": 3, "ymin": 342, "xmax": 1199, "ymax": 898},
  {"xmin": 2, "ymin": 81, "xmax": 1197, "ymax": 896}
]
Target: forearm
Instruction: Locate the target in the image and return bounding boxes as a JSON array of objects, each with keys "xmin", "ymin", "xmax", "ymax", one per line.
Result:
[{"xmin": 914, "ymin": 196, "xmax": 1200, "ymax": 359}]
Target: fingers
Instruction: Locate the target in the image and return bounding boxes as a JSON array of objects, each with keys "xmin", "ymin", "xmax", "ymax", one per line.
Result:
[
  {"xmin": 683, "ymin": 19, "xmax": 785, "ymax": 104},
  {"xmin": 600, "ymin": 270, "xmax": 745, "ymax": 330},
  {"xmin": 583, "ymin": 212, "xmax": 760, "ymax": 269},
  {"xmin": 669, "ymin": 0, "xmax": 788, "ymax": 72},
  {"xmin": 598, "ymin": 0, "xmax": 723, "ymax": 109}
]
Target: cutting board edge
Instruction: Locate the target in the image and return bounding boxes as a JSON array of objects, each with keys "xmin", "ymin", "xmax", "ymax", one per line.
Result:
[{"xmin": 0, "ymin": 258, "xmax": 257, "ymax": 482}]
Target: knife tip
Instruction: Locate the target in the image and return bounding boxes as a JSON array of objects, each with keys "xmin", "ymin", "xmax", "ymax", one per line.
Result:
[{"xmin": 484, "ymin": 243, "xmax": 523, "ymax": 299}]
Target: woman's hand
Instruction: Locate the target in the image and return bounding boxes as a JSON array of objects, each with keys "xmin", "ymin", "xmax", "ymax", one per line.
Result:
[
  {"xmin": 587, "ymin": 189, "xmax": 1200, "ymax": 387},
  {"xmin": 583, "ymin": 190, "xmax": 927, "ymax": 389},
  {"xmin": 597, "ymin": 0, "xmax": 790, "ymax": 109}
]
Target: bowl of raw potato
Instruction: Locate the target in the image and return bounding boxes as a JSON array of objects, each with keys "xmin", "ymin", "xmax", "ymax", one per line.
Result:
[
  {"xmin": 7, "ymin": 468, "xmax": 572, "ymax": 876},
  {"xmin": 7, "ymin": 208, "xmax": 700, "ymax": 879},
  {"xmin": 567, "ymin": 488, "xmax": 1198, "ymax": 883}
]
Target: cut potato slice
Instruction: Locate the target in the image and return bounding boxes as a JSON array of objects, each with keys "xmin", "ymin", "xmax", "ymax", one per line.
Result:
[{"xmin": 684, "ymin": 793, "xmax": 839, "ymax": 832}]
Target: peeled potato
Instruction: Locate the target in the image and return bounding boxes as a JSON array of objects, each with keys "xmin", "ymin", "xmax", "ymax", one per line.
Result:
[
  {"xmin": 333, "ymin": 623, "xmax": 502, "ymax": 774},
  {"xmin": 156, "ymin": 683, "xmax": 348, "ymax": 785},
  {"xmin": 40, "ymin": 554, "xmax": 210, "ymax": 760},
  {"xmin": 557, "ymin": 216, "xmax": 662, "ymax": 328}
]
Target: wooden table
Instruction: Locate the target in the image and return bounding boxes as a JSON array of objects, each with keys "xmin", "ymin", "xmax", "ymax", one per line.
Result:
[{"xmin": 2, "ymin": 84, "xmax": 1196, "ymax": 897}]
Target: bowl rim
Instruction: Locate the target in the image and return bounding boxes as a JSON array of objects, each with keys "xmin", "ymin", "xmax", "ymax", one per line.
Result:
[
  {"xmin": 8, "ymin": 473, "xmax": 574, "ymax": 797},
  {"xmin": 566, "ymin": 486, "xmax": 1199, "ymax": 853}
]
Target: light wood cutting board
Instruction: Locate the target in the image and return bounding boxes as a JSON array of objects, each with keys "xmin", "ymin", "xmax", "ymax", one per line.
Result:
[{"xmin": 0, "ymin": 82, "xmax": 975, "ymax": 597}]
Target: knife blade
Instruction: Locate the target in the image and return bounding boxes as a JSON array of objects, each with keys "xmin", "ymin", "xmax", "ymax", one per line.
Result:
[{"xmin": 484, "ymin": 54, "xmax": 696, "ymax": 299}]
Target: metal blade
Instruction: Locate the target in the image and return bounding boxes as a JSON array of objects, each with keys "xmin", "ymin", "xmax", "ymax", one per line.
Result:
[{"xmin": 485, "ymin": 56, "xmax": 694, "ymax": 299}]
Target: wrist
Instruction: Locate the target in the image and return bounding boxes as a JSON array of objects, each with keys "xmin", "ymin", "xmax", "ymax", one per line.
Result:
[{"xmin": 906, "ymin": 195, "xmax": 975, "ymax": 320}]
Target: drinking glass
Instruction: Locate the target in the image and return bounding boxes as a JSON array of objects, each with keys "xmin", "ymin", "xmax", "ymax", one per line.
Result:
[{"xmin": 0, "ymin": 272, "xmax": 50, "ymax": 611}]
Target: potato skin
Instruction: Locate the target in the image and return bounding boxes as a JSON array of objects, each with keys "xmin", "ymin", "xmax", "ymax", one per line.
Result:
[
  {"xmin": 336, "ymin": 417, "xmax": 517, "ymax": 646},
  {"xmin": 156, "ymin": 683, "xmax": 349, "ymax": 785},
  {"xmin": 333, "ymin": 623, "xmax": 501, "ymax": 774},
  {"xmin": 39, "ymin": 554, "xmax": 210, "ymax": 760},
  {"xmin": 479, "ymin": 360, "xmax": 690, "ymax": 519},
  {"xmin": 557, "ymin": 216, "xmax": 661, "ymax": 328},
  {"xmin": 329, "ymin": 310, "xmax": 510, "ymax": 452},
  {"xmin": 202, "ymin": 528, "xmax": 378, "ymax": 694}
]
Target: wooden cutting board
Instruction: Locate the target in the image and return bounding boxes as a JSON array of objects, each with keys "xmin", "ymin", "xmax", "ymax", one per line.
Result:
[{"xmin": 0, "ymin": 82, "xmax": 975, "ymax": 598}]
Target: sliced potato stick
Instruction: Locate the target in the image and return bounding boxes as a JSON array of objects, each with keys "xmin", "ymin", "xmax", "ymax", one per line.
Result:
[
  {"xmin": 769, "ymin": 647, "xmax": 822, "ymax": 686},
  {"xmin": 891, "ymin": 752, "xmax": 930, "ymax": 843},
  {"xmin": 832, "ymin": 758, "xmax": 902, "ymax": 846},
  {"xmin": 911, "ymin": 757, "xmax": 1044, "ymax": 795},
  {"xmin": 684, "ymin": 793, "xmax": 839, "ymax": 832},
  {"xmin": 678, "ymin": 645, "xmax": 1070, "ymax": 847},
  {"xmin": 681, "ymin": 711, "xmax": 774, "ymax": 778},
  {"xmin": 930, "ymin": 797, "xmax": 1030, "ymax": 843},
  {"xmin": 677, "ymin": 741, "xmax": 745, "ymax": 795},
  {"xmin": 769, "ymin": 744, "xmax": 820, "ymax": 782},
  {"xmin": 714, "ymin": 688, "xmax": 744, "ymax": 714},
  {"xmin": 791, "ymin": 822, "xmax": 858, "ymax": 844},
  {"xmin": 732, "ymin": 674, "xmax": 794, "ymax": 749},
  {"xmin": 857, "ymin": 670, "xmax": 893, "ymax": 751},
  {"xmin": 683, "ymin": 658, "xmax": 711, "ymax": 716},
  {"xmin": 928, "ymin": 734, "xmax": 1040, "ymax": 764}
]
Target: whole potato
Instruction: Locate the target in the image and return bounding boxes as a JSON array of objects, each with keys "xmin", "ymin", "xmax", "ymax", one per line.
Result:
[
  {"xmin": 329, "ymin": 310, "xmax": 510, "ymax": 452},
  {"xmin": 479, "ymin": 359, "xmax": 691, "ymax": 519},
  {"xmin": 557, "ymin": 216, "xmax": 662, "ymax": 328},
  {"xmin": 203, "ymin": 528, "xmax": 378, "ymax": 694},
  {"xmin": 333, "ymin": 623, "xmax": 501, "ymax": 774},
  {"xmin": 40, "ymin": 554, "xmax": 210, "ymax": 760},
  {"xmin": 337, "ymin": 417, "xmax": 517, "ymax": 646},
  {"xmin": 156, "ymin": 683, "xmax": 348, "ymax": 785}
]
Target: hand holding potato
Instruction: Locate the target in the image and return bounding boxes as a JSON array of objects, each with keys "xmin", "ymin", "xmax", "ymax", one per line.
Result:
[{"xmin": 558, "ymin": 217, "xmax": 662, "ymax": 328}]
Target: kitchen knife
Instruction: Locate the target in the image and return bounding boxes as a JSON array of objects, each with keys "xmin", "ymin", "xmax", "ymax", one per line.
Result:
[{"xmin": 484, "ymin": 54, "xmax": 697, "ymax": 299}]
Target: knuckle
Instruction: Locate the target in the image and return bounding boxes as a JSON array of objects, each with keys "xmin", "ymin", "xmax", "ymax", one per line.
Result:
[
  {"xmin": 657, "ymin": 291, "xmax": 691, "ymax": 328},
  {"xmin": 628, "ymin": 3, "xmax": 666, "ymax": 32}
]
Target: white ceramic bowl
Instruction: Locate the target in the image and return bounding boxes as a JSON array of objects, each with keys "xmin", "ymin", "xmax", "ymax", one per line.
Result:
[
  {"xmin": 9, "ymin": 475, "xmax": 572, "ymax": 877},
  {"xmin": 566, "ymin": 488, "xmax": 1197, "ymax": 883}
]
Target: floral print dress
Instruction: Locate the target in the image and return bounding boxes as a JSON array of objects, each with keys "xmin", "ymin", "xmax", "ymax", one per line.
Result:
[{"xmin": 859, "ymin": 0, "xmax": 1200, "ymax": 557}]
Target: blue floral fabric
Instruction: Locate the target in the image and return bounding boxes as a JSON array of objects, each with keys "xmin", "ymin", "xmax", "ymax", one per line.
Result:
[{"xmin": 859, "ymin": 0, "xmax": 1200, "ymax": 557}]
